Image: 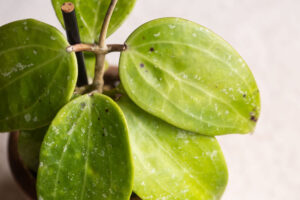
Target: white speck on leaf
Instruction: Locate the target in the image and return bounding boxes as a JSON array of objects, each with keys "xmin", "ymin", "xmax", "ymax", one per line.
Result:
[
  {"xmin": 192, "ymin": 33, "xmax": 197, "ymax": 37},
  {"xmin": 50, "ymin": 36, "xmax": 56, "ymax": 40},
  {"xmin": 24, "ymin": 114, "xmax": 31, "ymax": 122},
  {"xmin": 153, "ymin": 32, "xmax": 160, "ymax": 37},
  {"xmin": 168, "ymin": 24, "xmax": 176, "ymax": 29}
]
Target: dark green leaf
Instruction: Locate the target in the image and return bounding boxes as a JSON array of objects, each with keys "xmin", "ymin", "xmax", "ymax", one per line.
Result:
[
  {"xmin": 0, "ymin": 19, "xmax": 77, "ymax": 132},
  {"xmin": 37, "ymin": 94, "xmax": 133, "ymax": 200},
  {"xmin": 52, "ymin": 0, "xmax": 136, "ymax": 43},
  {"xmin": 18, "ymin": 126, "xmax": 47, "ymax": 172},
  {"xmin": 119, "ymin": 18, "xmax": 260, "ymax": 136},
  {"xmin": 116, "ymin": 94, "xmax": 228, "ymax": 200}
]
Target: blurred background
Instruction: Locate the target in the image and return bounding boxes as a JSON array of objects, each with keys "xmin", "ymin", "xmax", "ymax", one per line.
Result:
[{"xmin": 0, "ymin": 0, "xmax": 299, "ymax": 199}]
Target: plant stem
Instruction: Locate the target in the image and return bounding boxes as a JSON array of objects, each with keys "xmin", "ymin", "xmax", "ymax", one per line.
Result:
[
  {"xmin": 98, "ymin": 0, "xmax": 118, "ymax": 48},
  {"xmin": 67, "ymin": 44, "xmax": 126, "ymax": 54},
  {"xmin": 92, "ymin": 0, "xmax": 118, "ymax": 93},
  {"xmin": 61, "ymin": 2, "xmax": 88, "ymax": 87}
]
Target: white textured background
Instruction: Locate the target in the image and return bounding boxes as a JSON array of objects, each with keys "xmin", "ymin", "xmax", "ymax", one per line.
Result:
[{"xmin": 1, "ymin": 0, "xmax": 300, "ymax": 199}]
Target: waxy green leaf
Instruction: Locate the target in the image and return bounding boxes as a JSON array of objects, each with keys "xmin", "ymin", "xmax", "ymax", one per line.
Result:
[
  {"xmin": 18, "ymin": 126, "xmax": 47, "ymax": 172},
  {"xmin": 52, "ymin": 0, "xmax": 136, "ymax": 43},
  {"xmin": 119, "ymin": 18, "xmax": 261, "ymax": 136},
  {"xmin": 0, "ymin": 19, "xmax": 77, "ymax": 132},
  {"xmin": 116, "ymin": 94, "xmax": 228, "ymax": 200},
  {"xmin": 37, "ymin": 94, "xmax": 133, "ymax": 200}
]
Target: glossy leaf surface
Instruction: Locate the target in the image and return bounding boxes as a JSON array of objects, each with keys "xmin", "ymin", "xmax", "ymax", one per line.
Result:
[
  {"xmin": 116, "ymin": 94, "xmax": 228, "ymax": 200},
  {"xmin": 37, "ymin": 94, "xmax": 133, "ymax": 200},
  {"xmin": 119, "ymin": 18, "xmax": 260, "ymax": 136},
  {"xmin": 0, "ymin": 19, "xmax": 77, "ymax": 132},
  {"xmin": 18, "ymin": 126, "xmax": 47, "ymax": 172},
  {"xmin": 52, "ymin": 0, "xmax": 136, "ymax": 43}
]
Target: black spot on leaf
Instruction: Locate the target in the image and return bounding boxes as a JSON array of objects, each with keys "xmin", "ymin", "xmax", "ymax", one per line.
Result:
[
  {"xmin": 140, "ymin": 63, "xmax": 144, "ymax": 68},
  {"xmin": 250, "ymin": 116, "xmax": 257, "ymax": 122},
  {"xmin": 150, "ymin": 47, "xmax": 154, "ymax": 52}
]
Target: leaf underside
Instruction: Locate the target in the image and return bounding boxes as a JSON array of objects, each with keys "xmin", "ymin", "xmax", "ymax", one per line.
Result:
[
  {"xmin": 52, "ymin": 0, "xmax": 136, "ymax": 43},
  {"xmin": 37, "ymin": 94, "xmax": 133, "ymax": 200},
  {"xmin": 119, "ymin": 17, "xmax": 261, "ymax": 136},
  {"xmin": 116, "ymin": 94, "xmax": 228, "ymax": 200},
  {"xmin": 0, "ymin": 19, "xmax": 77, "ymax": 132}
]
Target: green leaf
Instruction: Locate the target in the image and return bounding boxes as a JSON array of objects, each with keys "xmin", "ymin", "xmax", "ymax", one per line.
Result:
[
  {"xmin": 37, "ymin": 94, "xmax": 133, "ymax": 200},
  {"xmin": 116, "ymin": 93, "xmax": 228, "ymax": 200},
  {"xmin": 119, "ymin": 17, "xmax": 260, "ymax": 136},
  {"xmin": 0, "ymin": 19, "xmax": 77, "ymax": 132},
  {"xmin": 18, "ymin": 126, "xmax": 48, "ymax": 172},
  {"xmin": 52, "ymin": 0, "xmax": 136, "ymax": 43}
]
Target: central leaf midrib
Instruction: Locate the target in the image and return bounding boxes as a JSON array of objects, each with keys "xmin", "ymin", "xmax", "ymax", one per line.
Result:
[
  {"xmin": 0, "ymin": 56, "xmax": 66, "ymax": 122},
  {"xmin": 136, "ymin": 120, "xmax": 213, "ymax": 198},
  {"xmin": 0, "ymin": 44, "xmax": 62, "ymax": 57},
  {"xmin": 0, "ymin": 53, "xmax": 65, "ymax": 91},
  {"xmin": 130, "ymin": 40, "xmax": 252, "ymax": 92},
  {"xmin": 52, "ymin": 104, "xmax": 89, "ymax": 199},
  {"xmin": 130, "ymin": 50, "xmax": 249, "ymax": 123},
  {"xmin": 127, "ymin": 54, "xmax": 246, "ymax": 131},
  {"xmin": 79, "ymin": 99, "xmax": 92, "ymax": 200}
]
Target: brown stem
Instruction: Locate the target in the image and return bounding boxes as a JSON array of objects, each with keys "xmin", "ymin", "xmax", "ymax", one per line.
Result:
[
  {"xmin": 108, "ymin": 44, "xmax": 127, "ymax": 52},
  {"xmin": 66, "ymin": 44, "xmax": 126, "ymax": 54},
  {"xmin": 93, "ymin": 53, "xmax": 107, "ymax": 93},
  {"xmin": 98, "ymin": 0, "xmax": 118, "ymax": 48},
  {"xmin": 92, "ymin": 0, "xmax": 118, "ymax": 93}
]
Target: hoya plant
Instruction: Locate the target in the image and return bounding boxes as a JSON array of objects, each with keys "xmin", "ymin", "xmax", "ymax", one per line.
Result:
[{"xmin": 0, "ymin": 0, "xmax": 260, "ymax": 199}]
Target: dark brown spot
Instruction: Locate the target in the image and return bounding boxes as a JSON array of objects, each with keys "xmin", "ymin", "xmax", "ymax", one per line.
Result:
[
  {"xmin": 140, "ymin": 63, "xmax": 144, "ymax": 68},
  {"xmin": 142, "ymin": 36, "xmax": 145, "ymax": 40},
  {"xmin": 250, "ymin": 116, "xmax": 257, "ymax": 122},
  {"xmin": 243, "ymin": 94, "xmax": 246, "ymax": 98},
  {"xmin": 98, "ymin": 117, "xmax": 100, "ymax": 121},
  {"xmin": 38, "ymin": 99, "xmax": 42, "ymax": 103},
  {"xmin": 105, "ymin": 108, "xmax": 109, "ymax": 113},
  {"xmin": 150, "ymin": 47, "xmax": 154, "ymax": 52}
]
